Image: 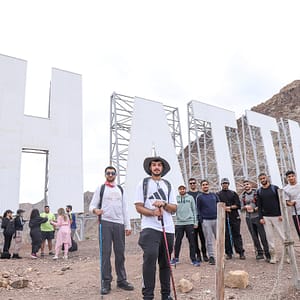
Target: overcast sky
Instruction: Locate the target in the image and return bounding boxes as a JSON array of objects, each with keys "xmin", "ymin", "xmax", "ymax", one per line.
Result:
[{"xmin": 1, "ymin": 1, "xmax": 300, "ymax": 203}]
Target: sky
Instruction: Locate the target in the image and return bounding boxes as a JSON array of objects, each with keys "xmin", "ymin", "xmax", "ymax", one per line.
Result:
[{"xmin": 1, "ymin": 0, "xmax": 300, "ymax": 203}]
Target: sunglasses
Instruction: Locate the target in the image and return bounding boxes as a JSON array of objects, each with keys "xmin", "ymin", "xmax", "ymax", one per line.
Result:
[
  {"xmin": 105, "ymin": 171, "xmax": 116, "ymax": 176},
  {"xmin": 189, "ymin": 182, "xmax": 196, "ymax": 185}
]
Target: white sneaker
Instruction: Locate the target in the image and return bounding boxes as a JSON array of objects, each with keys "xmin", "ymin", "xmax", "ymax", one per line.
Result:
[
  {"xmin": 53, "ymin": 256, "xmax": 58, "ymax": 260},
  {"xmin": 63, "ymin": 255, "xmax": 68, "ymax": 260}
]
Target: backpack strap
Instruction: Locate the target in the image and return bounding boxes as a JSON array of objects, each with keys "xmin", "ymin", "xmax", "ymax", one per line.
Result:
[
  {"xmin": 98, "ymin": 184, "xmax": 106, "ymax": 209},
  {"xmin": 161, "ymin": 178, "xmax": 171, "ymax": 203}
]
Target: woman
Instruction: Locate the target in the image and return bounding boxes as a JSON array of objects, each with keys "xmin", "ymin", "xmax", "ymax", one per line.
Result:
[
  {"xmin": 1, "ymin": 209, "xmax": 15, "ymax": 259},
  {"xmin": 29, "ymin": 209, "xmax": 48, "ymax": 259}
]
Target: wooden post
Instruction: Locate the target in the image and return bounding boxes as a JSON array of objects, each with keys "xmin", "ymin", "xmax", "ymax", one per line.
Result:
[
  {"xmin": 216, "ymin": 202, "xmax": 226, "ymax": 300},
  {"xmin": 278, "ymin": 189, "xmax": 300, "ymax": 289}
]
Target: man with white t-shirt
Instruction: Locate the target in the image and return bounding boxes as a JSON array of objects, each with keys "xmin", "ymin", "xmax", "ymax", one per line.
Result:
[
  {"xmin": 135, "ymin": 156, "xmax": 177, "ymax": 300},
  {"xmin": 284, "ymin": 170, "xmax": 300, "ymax": 238}
]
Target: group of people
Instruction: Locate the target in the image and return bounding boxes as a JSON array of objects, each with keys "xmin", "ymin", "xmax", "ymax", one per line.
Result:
[
  {"xmin": 89, "ymin": 156, "xmax": 300, "ymax": 300},
  {"xmin": 1, "ymin": 204, "xmax": 77, "ymax": 260}
]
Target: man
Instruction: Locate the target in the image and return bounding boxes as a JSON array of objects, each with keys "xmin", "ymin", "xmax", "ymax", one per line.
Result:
[
  {"xmin": 135, "ymin": 156, "xmax": 177, "ymax": 300},
  {"xmin": 284, "ymin": 170, "xmax": 300, "ymax": 238},
  {"xmin": 196, "ymin": 180, "xmax": 219, "ymax": 265},
  {"xmin": 66, "ymin": 205, "xmax": 76, "ymax": 239},
  {"xmin": 187, "ymin": 178, "xmax": 208, "ymax": 262},
  {"xmin": 240, "ymin": 180, "xmax": 270, "ymax": 261},
  {"xmin": 170, "ymin": 184, "xmax": 199, "ymax": 267},
  {"xmin": 89, "ymin": 166, "xmax": 134, "ymax": 295},
  {"xmin": 40, "ymin": 205, "xmax": 56, "ymax": 256},
  {"xmin": 217, "ymin": 178, "xmax": 245, "ymax": 260},
  {"xmin": 257, "ymin": 173, "xmax": 286, "ymax": 264}
]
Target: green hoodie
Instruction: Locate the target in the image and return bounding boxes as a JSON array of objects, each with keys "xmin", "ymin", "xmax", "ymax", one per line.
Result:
[{"xmin": 175, "ymin": 194, "xmax": 197, "ymax": 226}]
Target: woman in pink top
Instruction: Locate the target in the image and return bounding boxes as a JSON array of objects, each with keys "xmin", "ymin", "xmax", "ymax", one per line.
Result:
[{"xmin": 50, "ymin": 208, "xmax": 71, "ymax": 259}]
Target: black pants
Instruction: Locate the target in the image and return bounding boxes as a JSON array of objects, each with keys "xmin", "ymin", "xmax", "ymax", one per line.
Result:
[
  {"xmin": 194, "ymin": 221, "xmax": 207, "ymax": 260},
  {"xmin": 174, "ymin": 224, "xmax": 196, "ymax": 261},
  {"xmin": 225, "ymin": 216, "xmax": 244, "ymax": 255},
  {"xmin": 30, "ymin": 228, "xmax": 42, "ymax": 254},
  {"xmin": 100, "ymin": 220, "xmax": 127, "ymax": 287},
  {"xmin": 3, "ymin": 233, "xmax": 13, "ymax": 253},
  {"xmin": 246, "ymin": 216, "xmax": 269, "ymax": 255},
  {"xmin": 138, "ymin": 228, "xmax": 174, "ymax": 300},
  {"xmin": 292, "ymin": 215, "xmax": 300, "ymax": 238}
]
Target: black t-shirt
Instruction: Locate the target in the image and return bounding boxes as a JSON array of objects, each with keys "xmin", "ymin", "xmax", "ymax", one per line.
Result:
[{"xmin": 257, "ymin": 185, "xmax": 281, "ymax": 218}]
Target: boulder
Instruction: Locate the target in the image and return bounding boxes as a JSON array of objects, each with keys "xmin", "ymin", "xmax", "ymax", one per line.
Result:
[
  {"xmin": 225, "ymin": 270, "xmax": 249, "ymax": 289},
  {"xmin": 178, "ymin": 278, "xmax": 193, "ymax": 293}
]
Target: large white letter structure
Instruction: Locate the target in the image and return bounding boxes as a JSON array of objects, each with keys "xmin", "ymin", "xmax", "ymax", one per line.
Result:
[
  {"xmin": 190, "ymin": 100, "xmax": 237, "ymax": 190},
  {"xmin": 0, "ymin": 54, "xmax": 83, "ymax": 214},
  {"xmin": 288, "ymin": 120, "xmax": 300, "ymax": 176},
  {"xmin": 124, "ymin": 97, "xmax": 184, "ymax": 219},
  {"xmin": 245, "ymin": 110, "xmax": 281, "ymax": 187}
]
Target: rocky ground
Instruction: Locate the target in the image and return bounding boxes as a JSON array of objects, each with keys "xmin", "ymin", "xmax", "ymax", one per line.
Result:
[{"xmin": 1, "ymin": 220, "xmax": 300, "ymax": 300}]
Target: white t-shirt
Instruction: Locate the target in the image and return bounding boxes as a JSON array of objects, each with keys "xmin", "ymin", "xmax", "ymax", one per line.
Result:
[
  {"xmin": 134, "ymin": 178, "xmax": 177, "ymax": 233},
  {"xmin": 89, "ymin": 185, "xmax": 131, "ymax": 230},
  {"xmin": 283, "ymin": 183, "xmax": 300, "ymax": 215}
]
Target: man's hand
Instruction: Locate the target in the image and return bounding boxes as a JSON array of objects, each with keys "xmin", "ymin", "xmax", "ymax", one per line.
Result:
[
  {"xmin": 152, "ymin": 200, "xmax": 166, "ymax": 208},
  {"xmin": 278, "ymin": 216, "xmax": 283, "ymax": 222},
  {"xmin": 260, "ymin": 218, "xmax": 265, "ymax": 225},
  {"xmin": 225, "ymin": 206, "xmax": 231, "ymax": 212},
  {"xmin": 125, "ymin": 229, "xmax": 132, "ymax": 236},
  {"xmin": 93, "ymin": 208, "xmax": 104, "ymax": 216}
]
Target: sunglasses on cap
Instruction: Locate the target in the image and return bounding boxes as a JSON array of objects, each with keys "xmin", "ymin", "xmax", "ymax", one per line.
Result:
[{"xmin": 105, "ymin": 171, "xmax": 116, "ymax": 176}]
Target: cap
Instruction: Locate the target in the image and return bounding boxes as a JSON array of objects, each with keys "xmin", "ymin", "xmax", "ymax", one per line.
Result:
[
  {"xmin": 178, "ymin": 184, "xmax": 186, "ymax": 189},
  {"xmin": 221, "ymin": 178, "xmax": 230, "ymax": 184}
]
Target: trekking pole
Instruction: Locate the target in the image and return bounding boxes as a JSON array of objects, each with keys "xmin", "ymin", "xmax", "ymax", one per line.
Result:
[
  {"xmin": 98, "ymin": 215, "xmax": 104, "ymax": 298},
  {"xmin": 226, "ymin": 212, "xmax": 234, "ymax": 254},
  {"xmin": 159, "ymin": 208, "xmax": 177, "ymax": 300}
]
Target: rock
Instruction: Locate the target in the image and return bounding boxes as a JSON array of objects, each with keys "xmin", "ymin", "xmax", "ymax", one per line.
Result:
[
  {"xmin": 10, "ymin": 279, "xmax": 29, "ymax": 289},
  {"xmin": 0, "ymin": 278, "xmax": 9, "ymax": 288},
  {"xmin": 2, "ymin": 272, "xmax": 10, "ymax": 278},
  {"xmin": 178, "ymin": 278, "xmax": 193, "ymax": 293},
  {"xmin": 225, "ymin": 270, "xmax": 249, "ymax": 289},
  {"xmin": 191, "ymin": 272, "xmax": 201, "ymax": 281}
]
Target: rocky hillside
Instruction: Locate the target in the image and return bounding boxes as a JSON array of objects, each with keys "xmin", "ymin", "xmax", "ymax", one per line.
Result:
[{"xmin": 251, "ymin": 80, "xmax": 300, "ymax": 122}]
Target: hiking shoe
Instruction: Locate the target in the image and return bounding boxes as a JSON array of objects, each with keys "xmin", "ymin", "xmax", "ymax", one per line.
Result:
[
  {"xmin": 170, "ymin": 258, "xmax": 179, "ymax": 265},
  {"xmin": 101, "ymin": 286, "xmax": 111, "ymax": 295},
  {"xmin": 49, "ymin": 251, "xmax": 54, "ymax": 256},
  {"xmin": 256, "ymin": 254, "xmax": 264, "ymax": 260},
  {"xmin": 239, "ymin": 254, "xmax": 246, "ymax": 260},
  {"xmin": 117, "ymin": 281, "xmax": 134, "ymax": 291},
  {"xmin": 209, "ymin": 256, "xmax": 215, "ymax": 265},
  {"xmin": 12, "ymin": 253, "xmax": 22, "ymax": 259},
  {"xmin": 31, "ymin": 253, "xmax": 37, "ymax": 259},
  {"xmin": 191, "ymin": 260, "xmax": 200, "ymax": 267},
  {"xmin": 226, "ymin": 254, "xmax": 233, "ymax": 260},
  {"xmin": 203, "ymin": 255, "xmax": 209, "ymax": 262}
]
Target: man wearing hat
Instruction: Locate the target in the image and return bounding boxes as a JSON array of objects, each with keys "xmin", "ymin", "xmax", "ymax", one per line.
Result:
[
  {"xmin": 12, "ymin": 209, "xmax": 26, "ymax": 259},
  {"xmin": 135, "ymin": 156, "xmax": 177, "ymax": 300},
  {"xmin": 217, "ymin": 178, "xmax": 245, "ymax": 260}
]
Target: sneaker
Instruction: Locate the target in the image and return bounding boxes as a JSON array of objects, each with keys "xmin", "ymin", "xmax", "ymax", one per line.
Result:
[
  {"xmin": 117, "ymin": 281, "xmax": 134, "ymax": 291},
  {"xmin": 53, "ymin": 256, "xmax": 59, "ymax": 260},
  {"xmin": 226, "ymin": 254, "xmax": 233, "ymax": 260},
  {"xmin": 63, "ymin": 255, "xmax": 68, "ymax": 260},
  {"xmin": 209, "ymin": 256, "xmax": 215, "ymax": 265},
  {"xmin": 40, "ymin": 252, "xmax": 45, "ymax": 257},
  {"xmin": 12, "ymin": 253, "xmax": 22, "ymax": 259},
  {"xmin": 256, "ymin": 254, "xmax": 264, "ymax": 260},
  {"xmin": 203, "ymin": 255, "xmax": 209, "ymax": 262},
  {"xmin": 170, "ymin": 258, "xmax": 179, "ymax": 265},
  {"xmin": 239, "ymin": 254, "xmax": 246, "ymax": 260},
  {"xmin": 191, "ymin": 260, "xmax": 200, "ymax": 267},
  {"xmin": 49, "ymin": 251, "xmax": 54, "ymax": 256},
  {"xmin": 31, "ymin": 253, "xmax": 37, "ymax": 259}
]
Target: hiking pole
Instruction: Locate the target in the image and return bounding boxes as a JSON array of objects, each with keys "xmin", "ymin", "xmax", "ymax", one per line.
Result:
[
  {"xmin": 159, "ymin": 208, "xmax": 178, "ymax": 300},
  {"xmin": 226, "ymin": 212, "xmax": 234, "ymax": 255},
  {"xmin": 98, "ymin": 216, "xmax": 104, "ymax": 299}
]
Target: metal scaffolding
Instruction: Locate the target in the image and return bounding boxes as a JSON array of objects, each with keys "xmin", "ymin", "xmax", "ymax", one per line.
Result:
[{"xmin": 110, "ymin": 92, "xmax": 187, "ymax": 186}]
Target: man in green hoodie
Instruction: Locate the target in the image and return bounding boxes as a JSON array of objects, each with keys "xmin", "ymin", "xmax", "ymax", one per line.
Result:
[{"xmin": 170, "ymin": 184, "xmax": 199, "ymax": 267}]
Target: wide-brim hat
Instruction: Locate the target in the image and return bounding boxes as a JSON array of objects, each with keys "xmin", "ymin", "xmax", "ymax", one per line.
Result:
[{"xmin": 143, "ymin": 156, "xmax": 171, "ymax": 177}]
